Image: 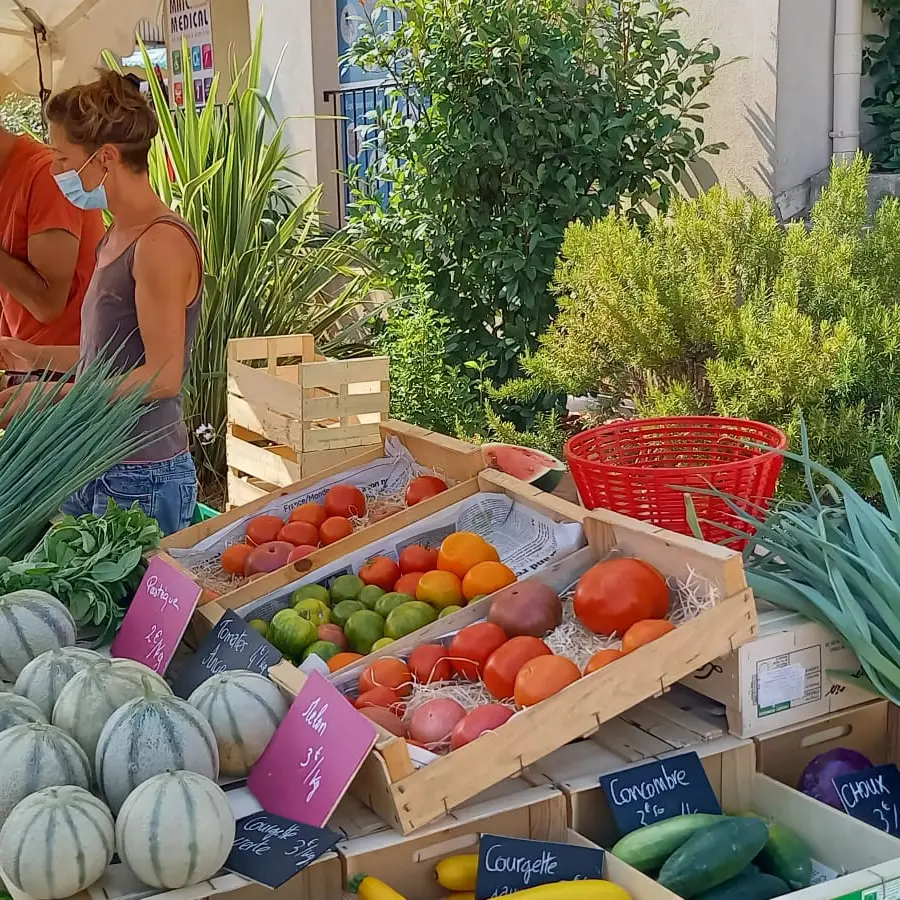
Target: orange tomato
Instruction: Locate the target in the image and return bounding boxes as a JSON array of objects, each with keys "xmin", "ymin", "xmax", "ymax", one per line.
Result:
[
  {"xmin": 320, "ymin": 516, "xmax": 354, "ymax": 545},
  {"xmin": 437, "ymin": 532, "xmax": 500, "ymax": 579},
  {"xmin": 289, "ymin": 503, "xmax": 327, "ymax": 529},
  {"xmin": 359, "ymin": 657, "xmax": 413, "ymax": 698},
  {"xmin": 461, "ymin": 561, "xmax": 516, "ymax": 601},
  {"xmin": 583, "ymin": 648, "xmax": 626, "ymax": 674},
  {"xmin": 327, "ymin": 651, "xmax": 364, "ymax": 672},
  {"xmin": 221, "ymin": 543, "xmax": 253, "ymax": 576},
  {"xmin": 245, "ymin": 515, "xmax": 284, "ymax": 546},
  {"xmin": 621, "ymin": 619, "xmax": 676, "ymax": 653},
  {"xmin": 483, "ymin": 636, "xmax": 552, "ymax": 700},
  {"xmin": 278, "ymin": 521, "xmax": 320, "ymax": 547},
  {"xmin": 354, "ymin": 686, "xmax": 405, "ymax": 716},
  {"xmin": 395, "ymin": 572, "xmax": 424, "ymax": 596},
  {"xmin": 416, "ymin": 570, "xmax": 464, "ymax": 609},
  {"xmin": 573, "ymin": 558, "xmax": 670, "ymax": 636},
  {"xmin": 514, "ymin": 655, "xmax": 581, "ymax": 708}
]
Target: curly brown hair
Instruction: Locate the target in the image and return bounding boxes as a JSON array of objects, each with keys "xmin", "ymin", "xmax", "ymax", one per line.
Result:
[{"xmin": 44, "ymin": 71, "xmax": 158, "ymax": 172}]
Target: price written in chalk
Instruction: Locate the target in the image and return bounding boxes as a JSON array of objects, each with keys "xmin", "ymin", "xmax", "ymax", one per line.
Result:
[
  {"xmin": 173, "ymin": 610, "xmax": 282, "ymax": 699},
  {"xmin": 475, "ymin": 835, "xmax": 604, "ymax": 898},
  {"xmin": 224, "ymin": 811, "xmax": 340, "ymax": 888},
  {"xmin": 144, "ymin": 624, "xmax": 165, "ymax": 669},
  {"xmin": 835, "ymin": 764, "xmax": 900, "ymax": 837},
  {"xmin": 599, "ymin": 751, "xmax": 721, "ymax": 836}
]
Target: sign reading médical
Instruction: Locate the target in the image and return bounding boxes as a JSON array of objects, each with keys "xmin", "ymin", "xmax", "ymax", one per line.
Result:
[
  {"xmin": 247, "ymin": 671, "xmax": 376, "ymax": 827},
  {"xmin": 835, "ymin": 763, "xmax": 900, "ymax": 836},
  {"xmin": 111, "ymin": 555, "xmax": 201, "ymax": 676},
  {"xmin": 166, "ymin": 0, "xmax": 215, "ymax": 108},
  {"xmin": 475, "ymin": 835, "xmax": 604, "ymax": 898},
  {"xmin": 599, "ymin": 750, "xmax": 721, "ymax": 836}
]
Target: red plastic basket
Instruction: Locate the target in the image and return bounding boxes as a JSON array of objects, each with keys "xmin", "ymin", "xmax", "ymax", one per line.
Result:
[{"xmin": 565, "ymin": 416, "xmax": 788, "ymax": 546}]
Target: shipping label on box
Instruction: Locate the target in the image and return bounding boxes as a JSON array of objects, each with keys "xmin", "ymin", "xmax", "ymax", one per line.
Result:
[{"xmin": 682, "ymin": 610, "xmax": 874, "ymax": 737}]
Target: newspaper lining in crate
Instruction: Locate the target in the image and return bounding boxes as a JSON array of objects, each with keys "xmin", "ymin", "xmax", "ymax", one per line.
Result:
[
  {"xmin": 171, "ymin": 437, "xmax": 434, "ymax": 570},
  {"xmin": 236, "ymin": 491, "xmax": 586, "ymax": 622}
]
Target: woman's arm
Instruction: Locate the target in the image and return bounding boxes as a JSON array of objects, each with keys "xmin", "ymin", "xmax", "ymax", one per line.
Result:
[
  {"xmin": 116, "ymin": 222, "xmax": 198, "ymax": 401},
  {"xmin": 0, "ymin": 338, "xmax": 80, "ymax": 373}
]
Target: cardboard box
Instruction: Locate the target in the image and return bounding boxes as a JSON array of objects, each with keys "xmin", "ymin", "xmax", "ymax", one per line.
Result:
[{"xmin": 681, "ymin": 606, "xmax": 875, "ymax": 737}]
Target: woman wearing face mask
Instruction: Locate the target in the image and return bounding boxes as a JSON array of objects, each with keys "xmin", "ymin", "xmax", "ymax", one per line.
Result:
[{"xmin": 0, "ymin": 71, "xmax": 202, "ymax": 535}]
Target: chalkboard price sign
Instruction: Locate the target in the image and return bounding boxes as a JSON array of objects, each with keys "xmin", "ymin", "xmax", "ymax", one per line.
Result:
[
  {"xmin": 475, "ymin": 835, "xmax": 604, "ymax": 898},
  {"xmin": 835, "ymin": 763, "xmax": 900, "ymax": 836},
  {"xmin": 599, "ymin": 750, "xmax": 721, "ymax": 836},
  {"xmin": 173, "ymin": 610, "xmax": 282, "ymax": 699},
  {"xmin": 224, "ymin": 811, "xmax": 340, "ymax": 888}
]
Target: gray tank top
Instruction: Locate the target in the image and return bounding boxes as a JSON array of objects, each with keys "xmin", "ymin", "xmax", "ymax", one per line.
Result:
[{"xmin": 77, "ymin": 215, "xmax": 203, "ymax": 463}]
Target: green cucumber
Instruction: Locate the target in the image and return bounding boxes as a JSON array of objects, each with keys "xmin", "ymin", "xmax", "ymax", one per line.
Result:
[
  {"xmin": 694, "ymin": 869, "xmax": 789, "ymax": 900},
  {"xmin": 658, "ymin": 817, "xmax": 770, "ymax": 899},
  {"xmin": 735, "ymin": 812, "xmax": 813, "ymax": 889},
  {"xmin": 611, "ymin": 814, "xmax": 727, "ymax": 873}
]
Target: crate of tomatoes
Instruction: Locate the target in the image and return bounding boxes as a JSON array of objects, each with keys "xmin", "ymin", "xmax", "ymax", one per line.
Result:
[{"xmin": 272, "ymin": 507, "xmax": 757, "ymax": 835}]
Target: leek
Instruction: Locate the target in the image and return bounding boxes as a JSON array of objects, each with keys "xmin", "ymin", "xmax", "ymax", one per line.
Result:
[
  {"xmin": 691, "ymin": 419, "xmax": 900, "ymax": 704},
  {"xmin": 0, "ymin": 357, "xmax": 154, "ymax": 561}
]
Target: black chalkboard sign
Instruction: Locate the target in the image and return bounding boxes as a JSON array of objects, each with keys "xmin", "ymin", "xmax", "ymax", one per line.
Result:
[
  {"xmin": 224, "ymin": 811, "xmax": 341, "ymax": 888},
  {"xmin": 475, "ymin": 834, "xmax": 604, "ymax": 898},
  {"xmin": 173, "ymin": 610, "xmax": 282, "ymax": 698},
  {"xmin": 599, "ymin": 750, "xmax": 721, "ymax": 836},
  {"xmin": 835, "ymin": 763, "xmax": 900, "ymax": 835}
]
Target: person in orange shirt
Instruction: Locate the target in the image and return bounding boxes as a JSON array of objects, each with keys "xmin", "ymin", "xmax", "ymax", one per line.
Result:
[{"xmin": 0, "ymin": 124, "xmax": 105, "ymax": 383}]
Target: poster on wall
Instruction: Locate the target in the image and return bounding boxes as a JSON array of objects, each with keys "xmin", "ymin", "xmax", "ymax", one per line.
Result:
[{"xmin": 167, "ymin": 0, "xmax": 215, "ymax": 107}]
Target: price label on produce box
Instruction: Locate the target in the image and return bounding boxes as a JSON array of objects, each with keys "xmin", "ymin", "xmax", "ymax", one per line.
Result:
[
  {"xmin": 224, "ymin": 810, "xmax": 341, "ymax": 888},
  {"xmin": 247, "ymin": 670, "xmax": 376, "ymax": 827},
  {"xmin": 835, "ymin": 763, "xmax": 900, "ymax": 836},
  {"xmin": 173, "ymin": 610, "xmax": 283, "ymax": 699},
  {"xmin": 111, "ymin": 554, "xmax": 201, "ymax": 675},
  {"xmin": 599, "ymin": 750, "xmax": 721, "ymax": 836},
  {"xmin": 475, "ymin": 835, "xmax": 604, "ymax": 899}
]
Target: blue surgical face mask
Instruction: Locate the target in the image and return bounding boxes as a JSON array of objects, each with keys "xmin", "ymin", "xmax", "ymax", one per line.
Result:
[{"xmin": 54, "ymin": 151, "xmax": 108, "ymax": 211}]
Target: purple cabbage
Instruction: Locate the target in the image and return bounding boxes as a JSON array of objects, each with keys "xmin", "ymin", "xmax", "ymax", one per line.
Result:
[{"xmin": 798, "ymin": 747, "xmax": 874, "ymax": 809}]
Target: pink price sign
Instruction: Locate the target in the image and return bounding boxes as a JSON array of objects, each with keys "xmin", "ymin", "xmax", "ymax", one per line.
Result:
[
  {"xmin": 111, "ymin": 555, "xmax": 202, "ymax": 675},
  {"xmin": 248, "ymin": 671, "xmax": 377, "ymax": 827}
]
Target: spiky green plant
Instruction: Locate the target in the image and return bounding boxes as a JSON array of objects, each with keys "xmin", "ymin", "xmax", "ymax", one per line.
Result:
[
  {"xmin": 0, "ymin": 357, "xmax": 153, "ymax": 560},
  {"xmin": 129, "ymin": 29, "xmax": 377, "ymax": 490}
]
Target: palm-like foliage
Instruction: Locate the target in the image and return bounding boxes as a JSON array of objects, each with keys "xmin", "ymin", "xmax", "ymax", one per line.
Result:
[{"xmin": 134, "ymin": 29, "xmax": 377, "ymax": 489}]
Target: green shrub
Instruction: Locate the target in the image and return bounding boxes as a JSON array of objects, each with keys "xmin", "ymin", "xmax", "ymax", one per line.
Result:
[
  {"xmin": 498, "ymin": 153, "xmax": 900, "ymax": 499},
  {"xmin": 348, "ymin": 0, "xmax": 721, "ymax": 381}
]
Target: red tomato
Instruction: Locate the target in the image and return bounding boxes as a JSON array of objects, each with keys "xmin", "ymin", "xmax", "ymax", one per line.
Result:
[
  {"xmin": 448, "ymin": 623, "xmax": 507, "ymax": 681},
  {"xmin": 482, "ymin": 636, "xmax": 552, "ymax": 700},
  {"xmin": 325, "ymin": 484, "xmax": 367, "ymax": 519},
  {"xmin": 360, "ymin": 556, "xmax": 402, "ymax": 592},
  {"xmin": 278, "ymin": 521, "xmax": 320, "ymax": 547},
  {"xmin": 408, "ymin": 644, "xmax": 454, "ymax": 684},
  {"xmin": 359, "ymin": 658, "xmax": 412, "ymax": 697},
  {"xmin": 287, "ymin": 544, "xmax": 318, "ymax": 563},
  {"xmin": 399, "ymin": 544, "xmax": 440, "ymax": 574},
  {"xmin": 408, "ymin": 698, "xmax": 465, "ymax": 746},
  {"xmin": 289, "ymin": 503, "xmax": 327, "ymax": 529},
  {"xmin": 360, "ymin": 706, "xmax": 407, "ymax": 737},
  {"xmin": 320, "ymin": 516, "xmax": 354, "ymax": 545},
  {"xmin": 450, "ymin": 704, "xmax": 515, "ymax": 750},
  {"xmin": 394, "ymin": 572, "xmax": 425, "ymax": 596},
  {"xmin": 245, "ymin": 515, "xmax": 284, "ymax": 546},
  {"xmin": 405, "ymin": 475, "xmax": 448, "ymax": 507},
  {"xmin": 354, "ymin": 686, "xmax": 405, "ymax": 716},
  {"xmin": 513, "ymin": 656, "xmax": 581, "ymax": 708}
]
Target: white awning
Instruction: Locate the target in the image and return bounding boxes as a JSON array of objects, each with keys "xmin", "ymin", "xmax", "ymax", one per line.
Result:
[{"xmin": 1, "ymin": 0, "xmax": 162, "ymax": 95}]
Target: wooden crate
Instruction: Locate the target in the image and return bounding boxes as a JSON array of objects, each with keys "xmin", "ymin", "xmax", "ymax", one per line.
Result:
[
  {"xmin": 226, "ymin": 334, "xmax": 390, "ymax": 504},
  {"xmin": 269, "ymin": 507, "xmax": 756, "ymax": 835}
]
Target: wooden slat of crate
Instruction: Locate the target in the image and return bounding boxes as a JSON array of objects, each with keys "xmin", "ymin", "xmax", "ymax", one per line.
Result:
[{"xmin": 270, "ymin": 503, "xmax": 755, "ymax": 834}]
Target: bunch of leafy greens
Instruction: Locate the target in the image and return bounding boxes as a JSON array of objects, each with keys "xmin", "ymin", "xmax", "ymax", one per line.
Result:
[{"xmin": 0, "ymin": 501, "xmax": 161, "ymax": 643}]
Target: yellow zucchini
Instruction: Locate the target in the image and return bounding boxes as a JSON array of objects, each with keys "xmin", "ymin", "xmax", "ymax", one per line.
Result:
[
  {"xmin": 436, "ymin": 855, "xmax": 479, "ymax": 891},
  {"xmin": 504, "ymin": 880, "xmax": 631, "ymax": 899},
  {"xmin": 352, "ymin": 875, "xmax": 407, "ymax": 900}
]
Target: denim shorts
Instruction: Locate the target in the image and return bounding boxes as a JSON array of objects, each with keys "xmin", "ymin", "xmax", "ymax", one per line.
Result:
[{"xmin": 62, "ymin": 451, "xmax": 198, "ymax": 537}]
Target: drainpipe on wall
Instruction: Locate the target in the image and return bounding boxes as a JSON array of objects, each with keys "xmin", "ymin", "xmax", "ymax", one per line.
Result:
[{"xmin": 831, "ymin": 0, "xmax": 862, "ymax": 157}]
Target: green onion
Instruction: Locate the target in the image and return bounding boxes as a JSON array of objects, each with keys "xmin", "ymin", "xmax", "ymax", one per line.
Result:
[{"xmin": 688, "ymin": 418, "xmax": 900, "ymax": 704}]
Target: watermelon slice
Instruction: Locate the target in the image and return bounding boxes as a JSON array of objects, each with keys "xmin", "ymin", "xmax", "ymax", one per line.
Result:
[{"xmin": 481, "ymin": 443, "xmax": 566, "ymax": 492}]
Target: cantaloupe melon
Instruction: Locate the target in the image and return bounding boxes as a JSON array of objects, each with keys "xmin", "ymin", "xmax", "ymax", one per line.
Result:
[
  {"xmin": 96, "ymin": 689, "xmax": 219, "ymax": 814},
  {"xmin": 0, "ymin": 785, "xmax": 114, "ymax": 899},
  {"xmin": 0, "ymin": 723, "xmax": 91, "ymax": 828},
  {"xmin": 187, "ymin": 670, "xmax": 288, "ymax": 777},
  {"xmin": 0, "ymin": 591, "xmax": 76, "ymax": 682},
  {"xmin": 0, "ymin": 692, "xmax": 47, "ymax": 736},
  {"xmin": 51, "ymin": 658, "xmax": 172, "ymax": 764},
  {"xmin": 14, "ymin": 647, "xmax": 103, "ymax": 718},
  {"xmin": 115, "ymin": 771, "xmax": 235, "ymax": 889}
]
